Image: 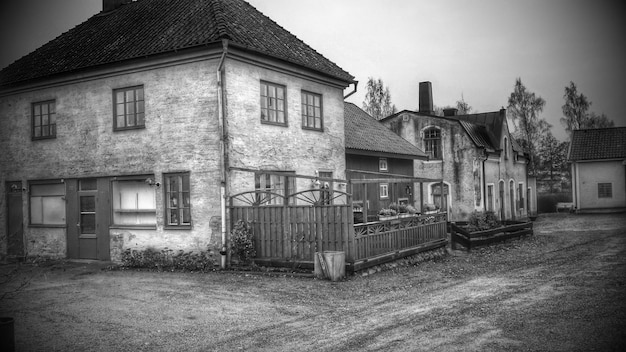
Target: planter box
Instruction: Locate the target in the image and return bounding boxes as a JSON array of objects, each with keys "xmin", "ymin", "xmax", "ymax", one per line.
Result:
[
  {"xmin": 450, "ymin": 221, "xmax": 534, "ymax": 251},
  {"xmin": 378, "ymin": 215, "xmax": 398, "ymax": 221}
]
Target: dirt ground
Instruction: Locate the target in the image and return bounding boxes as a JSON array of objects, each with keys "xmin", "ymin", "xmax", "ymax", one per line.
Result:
[{"xmin": 1, "ymin": 213, "xmax": 625, "ymax": 352}]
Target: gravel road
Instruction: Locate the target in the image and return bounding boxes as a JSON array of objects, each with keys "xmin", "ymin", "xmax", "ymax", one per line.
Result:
[{"xmin": 1, "ymin": 212, "xmax": 625, "ymax": 351}]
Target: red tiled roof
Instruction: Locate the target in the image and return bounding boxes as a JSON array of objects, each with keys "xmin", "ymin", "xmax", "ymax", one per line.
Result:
[
  {"xmin": 568, "ymin": 127, "xmax": 626, "ymax": 161},
  {"xmin": 0, "ymin": 0, "xmax": 353, "ymax": 87},
  {"xmin": 344, "ymin": 102, "xmax": 427, "ymax": 159}
]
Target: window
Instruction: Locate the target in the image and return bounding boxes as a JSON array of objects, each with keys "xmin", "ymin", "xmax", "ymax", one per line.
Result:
[
  {"xmin": 255, "ymin": 172, "xmax": 295, "ymax": 205},
  {"xmin": 30, "ymin": 181, "xmax": 65, "ymax": 225},
  {"xmin": 518, "ymin": 183, "xmax": 525, "ymax": 209},
  {"xmin": 424, "ymin": 127, "xmax": 441, "ymax": 159},
  {"xmin": 598, "ymin": 183, "xmax": 612, "ymax": 198},
  {"xmin": 487, "ymin": 184, "xmax": 494, "ymax": 212},
  {"xmin": 112, "ymin": 177, "xmax": 156, "ymax": 227},
  {"xmin": 164, "ymin": 173, "xmax": 191, "ymax": 227},
  {"xmin": 114, "ymin": 86, "xmax": 145, "ymax": 130},
  {"xmin": 379, "ymin": 158, "xmax": 388, "ymax": 172},
  {"xmin": 379, "ymin": 183, "xmax": 389, "ymax": 199},
  {"xmin": 318, "ymin": 171, "xmax": 333, "ymax": 205},
  {"xmin": 301, "ymin": 91, "xmax": 322, "ymax": 130},
  {"xmin": 431, "ymin": 183, "xmax": 449, "ymax": 211},
  {"xmin": 32, "ymin": 100, "xmax": 56, "ymax": 140},
  {"xmin": 260, "ymin": 81, "xmax": 286, "ymax": 125},
  {"xmin": 504, "ymin": 137, "xmax": 509, "ymax": 160}
]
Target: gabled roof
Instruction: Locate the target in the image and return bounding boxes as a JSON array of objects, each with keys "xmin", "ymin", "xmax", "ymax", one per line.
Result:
[
  {"xmin": 568, "ymin": 127, "xmax": 626, "ymax": 161},
  {"xmin": 344, "ymin": 102, "xmax": 427, "ymax": 159},
  {"xmin": 0, "ymin": 0, "xmax": 353, "ymax": 88}
]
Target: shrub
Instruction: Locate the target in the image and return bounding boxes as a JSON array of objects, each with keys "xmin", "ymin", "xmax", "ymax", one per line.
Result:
[
  {"xmin": 378, "ymin": 208, "xmax": 398, "ymax": 217},
  {"xmin": 465, "ymin": 211, "xmax": 501, "ymax": 232},
  {"xmin": 230, "ymin": 220, "xmax": 256, "ymax": 264},
  {"xmin": 120, "ymin": 246, "xmax": 216, "ymax": 272}
]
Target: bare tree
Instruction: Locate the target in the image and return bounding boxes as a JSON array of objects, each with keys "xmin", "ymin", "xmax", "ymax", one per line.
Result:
[
  {"xmin": 362, "ymin": 77, "xmax": 397, "ymax": 120},
  {"xmin": 507, "ymin": 78, "xmax": 550, "ymax": 175}
]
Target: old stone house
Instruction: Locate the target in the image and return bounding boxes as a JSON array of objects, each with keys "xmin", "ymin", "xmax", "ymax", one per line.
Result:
[
  {"xmin": 343, "ymin": 102, "xmax": 432, "ymax": 222},
  {"xmin": 381, "ymin": 82, "xmax": 537, "ymax": 221},
  {"xmin": 0, "ymin": 0, "xmax": 355, "ymax": 263},
  {"xmin": 568, "ymin": 127, "xmax": 626, "ymax": 213}
]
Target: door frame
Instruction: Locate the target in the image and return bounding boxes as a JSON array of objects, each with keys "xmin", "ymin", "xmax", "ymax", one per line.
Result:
[{"xmin": 6, "ymin": 181, "xmax": 25, "ymax": 260}]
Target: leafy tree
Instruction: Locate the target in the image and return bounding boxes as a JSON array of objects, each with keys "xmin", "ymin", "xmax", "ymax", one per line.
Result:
[
  {"xmin": 561, "ymin": 81, "xmax": 614, "ymax": 136},
  {"xmin": 537, "ymin": 131, "xmax": 569, "ymax": 193},
  {"xmin": 456, "ymin": 95, "xmax": 472, "ymax": 114},
  {"xmin": 507, "ymin": 78, "xmax": 550, "ymax": 175},
  {"xmin": 362, "ymin": 77, "xmax": 397, "ymax": 120}
]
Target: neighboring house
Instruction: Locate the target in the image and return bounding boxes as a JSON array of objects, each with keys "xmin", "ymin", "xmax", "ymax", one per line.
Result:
[
  {"xmin": 382, "ymin": 81, "xmax": 536, "ymax": 221},
  {"xmin": 568, "ymin": 127, "xmax": 626, "ymax": 213},
  {"xmin": 0, "ymin": 0, "xmax": 355, "ymax": 263},
  {"xmin": 343, "ymin": 102, "xmax": 431, "ymax": 222}
]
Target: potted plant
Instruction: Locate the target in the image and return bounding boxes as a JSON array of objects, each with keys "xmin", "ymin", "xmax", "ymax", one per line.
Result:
[
  {"xmin": 405, "ymin": 205, "xmax": 418, "ymax": 216},
  {"xmin": 378, "ymin": 208, "xmax": 398, "ymax": 221}
]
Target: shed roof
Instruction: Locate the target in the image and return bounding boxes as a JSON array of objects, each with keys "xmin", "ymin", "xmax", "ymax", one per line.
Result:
[
  {"xmin": 568, "ymin": 127, "xmax": 626, "ymax": 161},
  {"xmin": 344, "ymin": 102, "xmax": 427, "ymax": 159},
  {"xmin": 0, "ymin": 0, "xmax": 353, "ymax": 87}
]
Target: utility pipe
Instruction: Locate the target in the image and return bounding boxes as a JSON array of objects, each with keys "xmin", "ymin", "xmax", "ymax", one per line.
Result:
[{"xmin": 217, "ymin": 39, "xmax": 229, "ymax": 269}]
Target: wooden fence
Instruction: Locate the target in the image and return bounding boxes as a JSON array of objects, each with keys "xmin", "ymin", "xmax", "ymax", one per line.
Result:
[
  {"xmin": 229, "ymin": 189, "xmax": 354, "ymax": 268},
  {"xmin": 450, "ymin": 220, "xmax": 533, "ymax": 251}
]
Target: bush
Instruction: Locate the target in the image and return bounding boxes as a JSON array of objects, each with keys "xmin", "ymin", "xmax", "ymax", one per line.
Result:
[
  {"xmin": 121, "ymin": 247, "xmax": 216, "ymax": 272},
  {"xmin": 230, "ymin": 220, "xmax": 256, "ymax": 264},
  {"xmin": 465, "ymin": 211, "xmax": 501, "ymax": 232}
]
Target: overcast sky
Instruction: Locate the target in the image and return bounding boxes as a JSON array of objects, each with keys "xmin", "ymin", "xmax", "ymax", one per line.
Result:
[{"xmin": 1, "ymin": 0, "xmax": 624, "ymax": 141}]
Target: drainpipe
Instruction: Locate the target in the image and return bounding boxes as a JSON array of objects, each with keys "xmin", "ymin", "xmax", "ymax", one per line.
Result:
[{"xmin": 217, "ymin": 39, "xmax": 229, "ymax": 269}]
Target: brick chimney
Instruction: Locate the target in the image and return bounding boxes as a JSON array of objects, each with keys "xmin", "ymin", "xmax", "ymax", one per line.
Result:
[
  {"xmin": 103, "ymin": 0, "xmax": 133, "ymax": 12},
  {"xmin": 419, "ymin": 81, "xmax": 433, "ymax": 115},
  {"xmin": 443, "ymin": 108, "xmax": 458, "ymax": 117}
]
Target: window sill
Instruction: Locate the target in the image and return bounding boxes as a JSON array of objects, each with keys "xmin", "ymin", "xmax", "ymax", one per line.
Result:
[
  {"xmin": 260, "ymin": 120, "xmax": 288, "ymax": 127},
  {"xmin": 110, "ymin": 225, "xmax": 157, "ymax": 230},
  {"xmin": 114, "ymin": 126, "xmax": 146, "ymax": 132},
  {"xmin": 164, "ymin": 225, "xmax": 192, "ymax": 230},
  {"xmin": 302, "ymin": 126, "xmax": 323, "ymax": 132}
]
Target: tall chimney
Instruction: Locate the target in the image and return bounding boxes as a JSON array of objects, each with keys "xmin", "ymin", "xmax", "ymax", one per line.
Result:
[
  {"xmin": 103, "ymin": 0, "xmax": 132, "ymax": 12},
  {"xmin": 419, "ymin": 81, "xmax": 433, "ymax": 115}
]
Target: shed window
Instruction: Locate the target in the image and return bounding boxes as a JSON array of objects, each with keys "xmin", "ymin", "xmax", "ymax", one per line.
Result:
[
  {"xmin": 30, "ymin": 182, "xmax": 65, "ymax": 225},
  {"xmin": 424, "ymin": 127, "xmax": 441, "ymax": 159},
  {"xmin": 260, "ymin": 81, "xmax": 286, "ymax": 125},
  {"xmin": 114, "ymin": 86, "xmax": 145, "ymax": 130},
  {"xmin": 32, "ymin": 100, "xmax": 56, "ymax": 140},
  {"xmin": 598, "ymin": 183, "xmax": 612, "ymax": 198}
]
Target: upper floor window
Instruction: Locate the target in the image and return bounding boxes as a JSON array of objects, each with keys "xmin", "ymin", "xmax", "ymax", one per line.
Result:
[
  {"xmin": 260, "ymin": 81, "xmax": 286, "ymax": 126},
  {"xmin": 164, "ymin": 173, "xmax": 191, "ymax": 227},
  {"xmin": 424, "ymin": 127, "xmax": 441, "ymax": 159},
  {"xmin": 379, "ymin": 158, "xmax": 388, "ymax": 172},
  {"xmin": 32, "ymin": 100, "xmax": 56, "ymax": 140},
  {"xmin": 598, "ymin": 183, "xmax": 612, "ymax": 198},
  {"xmin": 301, "ymin": 91, "xmax": 322, "ymax": 130},
  {"xmin": 114, "ymin": 85, "xmax": 145, "ymax": 131}
]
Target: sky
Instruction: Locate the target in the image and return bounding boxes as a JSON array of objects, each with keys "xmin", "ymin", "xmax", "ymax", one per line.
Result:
[{"xmin": 1, "ymin": 0, "xmax": 624, "ymax": 141}]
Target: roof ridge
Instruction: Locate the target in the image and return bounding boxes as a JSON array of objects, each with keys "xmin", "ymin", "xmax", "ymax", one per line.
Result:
[{"xmin": 209, "ymin": 0, "xmax": 230, "ymax": 40}]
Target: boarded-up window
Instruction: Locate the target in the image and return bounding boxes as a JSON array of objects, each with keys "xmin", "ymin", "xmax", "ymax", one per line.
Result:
[{"xmin": 30, "ymin": 183, "xmax": 65, "ymax": 225}]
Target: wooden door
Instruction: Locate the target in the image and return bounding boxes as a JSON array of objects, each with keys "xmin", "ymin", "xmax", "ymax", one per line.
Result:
[
  {"xmin": 67, "ymin": 178, "xmax": 110, "ymax": 260},
  {"xmin": 6, "ymin": 181, "xmax": 24, "ymax": 260}
]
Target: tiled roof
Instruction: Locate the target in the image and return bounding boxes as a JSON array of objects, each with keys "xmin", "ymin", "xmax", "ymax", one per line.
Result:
[
  {"xmin": 0, "ymin": 0, "xmax": 353, "ymax": 87},
  {"xmin": 568, "ymin": 127, "xmax": 626, "ymax": 161},
  {"xmin": 344, "ymin": 102, "xmax": 427, "ymax": 159},
  {"xmin": 458, "ymin": 120, "xmax": 497, "ymax": 152}
]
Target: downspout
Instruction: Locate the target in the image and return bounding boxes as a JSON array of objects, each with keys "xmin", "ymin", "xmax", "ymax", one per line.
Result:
[{"xmin": 217, "ymin": 39, "xmax": 229, "ymax": 269}]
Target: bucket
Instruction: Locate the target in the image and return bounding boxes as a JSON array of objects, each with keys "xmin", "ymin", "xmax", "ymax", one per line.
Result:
[
  {"xmin": 0, "ymin": 317, "xmax": 15, "ymax": 352},
  {"xmin": 314, "ymin": 251, "xmax": 345, "ymax": 281}
]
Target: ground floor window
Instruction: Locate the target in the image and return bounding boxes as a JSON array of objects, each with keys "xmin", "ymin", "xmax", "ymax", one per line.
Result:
[
  {"xmin": 487, "ymin": 184, "xmax": 494, "ymax": 212},
  {"xmin": 518, "ymin": 183, "xmax": 525, "ymax": 209},
  {"xmin": 165, "ymin": 173, "xmax": 191, "ymax": 227},
  {"xmin": 379, "ymin": 183, "xmax": 389, "ymax": 199},
  {"xmin": 431, "ymin": 183, "xmax": 449, "ymax": 211},
  {"xmin": 598, "ymin": 183, "xmax": 612, "ymax": 198},
  {"xmin": 29, "ymin": 181, "xmax": 65, "ymax": 225},
  {"xmin": 112, "ymin": 177, "xmax": 156, "ymax": 226}
]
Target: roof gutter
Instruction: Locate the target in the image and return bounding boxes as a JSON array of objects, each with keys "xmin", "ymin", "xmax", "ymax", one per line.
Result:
[
  {"xmin": 343, "ymin": 80, "xmax": 358, "ymax": 100},
  {"xmin": 217, "ymin": 39, "xmax": 229, "ymax": 269}
]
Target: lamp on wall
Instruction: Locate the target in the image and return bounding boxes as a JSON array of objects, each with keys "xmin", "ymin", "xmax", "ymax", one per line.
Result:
[{"xmin": 145, "ymin": 178, "xmax": 160, "ymax": 187}]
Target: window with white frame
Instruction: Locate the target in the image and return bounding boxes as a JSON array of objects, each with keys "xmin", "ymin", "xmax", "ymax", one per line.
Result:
[
  {"xmin": 379, "ymin": 183, "xmax": 389, "ymax": 199},
  {"xmin": 111, "ymin": 177, "xmax": 156, "ymax": 226},
  {"xmin": 379, "ymin": 158, "xmax": 388, "ymax": 172},
  {"xmin": 30, "ymin": 182, "xmax": 65, "ymax": 225}
]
